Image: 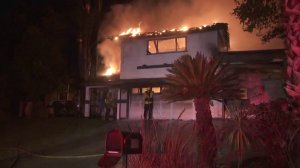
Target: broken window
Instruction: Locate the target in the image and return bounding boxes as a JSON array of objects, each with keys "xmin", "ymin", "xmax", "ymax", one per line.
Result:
[{"xmin": 147, "ymin": 37, "xmax": 187, "ymax": 54}]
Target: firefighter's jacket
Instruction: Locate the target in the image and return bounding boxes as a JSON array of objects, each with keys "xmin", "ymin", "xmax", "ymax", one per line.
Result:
[
  {"xmin": 144, "ymin": 90, "xmax": 154, "ymax": 105},
  {"xmin": 105, "ymin": 96, "xmax": 116, "ymax": 108}
]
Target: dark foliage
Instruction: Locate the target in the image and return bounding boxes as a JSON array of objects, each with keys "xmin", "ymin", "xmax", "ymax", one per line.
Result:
[
  {"xmin": 221, "ymin": 100, "xmax": 300, "ymax": 167},
  {"xmin": 0, "ymin": 0, "xmax": 85, "ymax": 116},
  {"xmin": 232, "ymin": 0, "xmax": 285, "ymax": 42}
]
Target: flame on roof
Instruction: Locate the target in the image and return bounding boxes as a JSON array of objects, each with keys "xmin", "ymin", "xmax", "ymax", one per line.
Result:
[{"xmin": 108, "ymin": 22, "xmax": 228, "ymax": 40}]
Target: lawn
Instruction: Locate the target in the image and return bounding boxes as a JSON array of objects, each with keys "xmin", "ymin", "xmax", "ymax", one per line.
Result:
[
  {"xmin": 0, "ymin": 118, "xmax": 114, "ymax": 168},
  {"xmin": 0, "ymin": 118, "xmax": 200, "ymax": 168},
  {"xmin": 1, "ymin": 117, "xmax": 298, "ymax": 168},
  {"xmin": 0, "ymin": 118, "xmax": 233, "ymax": 168}
]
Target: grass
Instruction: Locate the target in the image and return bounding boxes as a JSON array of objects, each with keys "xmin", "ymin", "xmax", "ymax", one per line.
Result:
[
  {"xmin": 2, "ymin": 116, "xmax": 296, "ymax": 168},
  {"xmin": 128, "ymin": 120, "xmax": 199, "ymax": 168},
  {"xmin": 0, "ymin": 118, "xmax": 110, "ymax": 160}
]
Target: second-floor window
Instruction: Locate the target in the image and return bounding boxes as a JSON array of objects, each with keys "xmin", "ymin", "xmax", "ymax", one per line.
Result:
[{"xmin": 147, "ymin": 37, "xmax": 186, "ymax": 54}]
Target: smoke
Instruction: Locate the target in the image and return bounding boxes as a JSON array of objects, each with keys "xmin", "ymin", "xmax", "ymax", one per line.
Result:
[
  {"xmin": 97, "ymin": 0, "xmax": 284, "ymax": 75},
  {"xmin": 97, "ymin": 39, "xmax": 120, "ymax": 75}
]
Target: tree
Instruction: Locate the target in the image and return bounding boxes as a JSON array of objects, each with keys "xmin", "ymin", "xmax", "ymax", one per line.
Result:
[
  {"xmin": 232, "ymin": 0, "xmax": 285, "ymax": 42},
  {"xmin": 14, "ymin": 25, "xmax": 67, "ymax": 101},
  {"xmin": 233, "ymin": 0, "xmax": 300, "ymax": 119},
  {"xmin": 162, "ymin": 53, "xmax": 242, "ymax": 167},
  {"xmin": 8, "ymin": 1, "xmax": 84, "ymax": 117},
  {"xmin": 79, "ymin": 0, "xmax": 103, "ymax": 80}
]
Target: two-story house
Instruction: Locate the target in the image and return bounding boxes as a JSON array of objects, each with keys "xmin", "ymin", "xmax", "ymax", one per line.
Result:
[{"xmin": 83, "ymin": 23, "xmax": 286, "ymax": 120}]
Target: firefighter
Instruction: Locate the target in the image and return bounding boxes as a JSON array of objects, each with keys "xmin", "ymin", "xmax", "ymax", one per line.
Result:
[
  {"xmin": 105, "ymin": 92, "xmax": 116, "ymax": 120},
  {"xmin": 144, "ymin": 88, "xmax": 154, "ymax": 120}
]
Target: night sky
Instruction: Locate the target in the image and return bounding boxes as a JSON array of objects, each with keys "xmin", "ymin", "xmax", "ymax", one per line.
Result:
[{"xmin": 0, "ymin": 0, "xmax": 130, "ymax": 73}]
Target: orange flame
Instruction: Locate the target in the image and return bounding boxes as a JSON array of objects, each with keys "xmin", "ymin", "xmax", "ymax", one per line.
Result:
[
  {"xmin": 112, "ymin": 23, "xmax": 218, "ymax": 40},
  {"xmin": 119, "ymin": 27, "xmax": 141, "ymax": 37},
  {"xmin": 103, "ymin": 66, "xmax": 117, "ymax": 76},
  {"xmin": 179, "ymin": 25, "xmax": 189, "ymax": 31}
]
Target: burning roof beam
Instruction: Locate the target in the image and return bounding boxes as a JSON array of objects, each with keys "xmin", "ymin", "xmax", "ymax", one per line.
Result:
[{"xmin": 108, "ymin": 22, "xmax": 228, "ymax": 41}]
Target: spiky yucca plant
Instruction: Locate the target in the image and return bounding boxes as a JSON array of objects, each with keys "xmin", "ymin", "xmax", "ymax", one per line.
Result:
[{"xmin": 162, "ymin": 53, "xmax": 242, "ymax": 167}]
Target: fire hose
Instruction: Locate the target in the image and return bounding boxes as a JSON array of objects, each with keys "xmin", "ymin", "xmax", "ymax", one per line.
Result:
[{"xmin": 0, "ymin": 147, "xmax": 103, "ymax": 159}]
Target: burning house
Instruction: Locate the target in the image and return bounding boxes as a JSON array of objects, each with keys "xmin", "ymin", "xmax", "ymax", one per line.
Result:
[{"xmin": 83, "ymin": 23, "xmax": 286, "ymax": 120}]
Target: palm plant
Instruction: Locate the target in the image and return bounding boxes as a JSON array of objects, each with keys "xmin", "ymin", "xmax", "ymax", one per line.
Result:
[{"xmin": 162, "ymin": 53, "xmax": 242, "ymax": 167}]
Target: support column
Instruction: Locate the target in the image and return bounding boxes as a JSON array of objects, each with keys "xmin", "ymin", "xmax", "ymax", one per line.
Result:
[
  {"xmin": 117, "ymin": 89, "xmax": 121, "ymax": 120},
  {"xmin": 170, "ymin": 102, "xmax": 174, "ymax": 119},
  {"xmin": 84, "ymin": 86, "xmax": 91, "ymax": 117}
]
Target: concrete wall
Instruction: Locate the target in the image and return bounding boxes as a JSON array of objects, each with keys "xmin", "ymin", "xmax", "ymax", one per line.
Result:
[{"xmin": 120, "ymin": 31, "xmax": 218, "ymax": 79}]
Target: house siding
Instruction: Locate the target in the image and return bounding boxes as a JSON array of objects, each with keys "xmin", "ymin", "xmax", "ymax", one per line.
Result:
[{"xmin": 120, "ymin": 31, "xmax": 218, "ymax": 79}]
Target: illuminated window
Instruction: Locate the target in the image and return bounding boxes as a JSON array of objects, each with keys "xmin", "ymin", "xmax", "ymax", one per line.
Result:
[
  {"xmin": 177, "ymin": 37, "xmax": 186, "ymax": 51},
  {"xmin": 132, "ymin": 88, "xmax": 140, "ymax": 94},
  {"xmin": 147, "ymin": 37, "xmax": 186, "ymax": 54},
  {"xmin": 141, "ymin": 87, "xmax": 161, "ymax": 94},
  {"xmin": 151, "ymin": 87, "xmax": 161, "ymax": 93},
  {"xmin": 132, "ymin": 87, "xmax": 161, "ymax": 94},
  {"xmin": 158, "ymin": 39, "xmax": 176, "ymax": 52},
  {"xmin": 141, "ymin": 88, "xmax": 149, "ymax": 94}
]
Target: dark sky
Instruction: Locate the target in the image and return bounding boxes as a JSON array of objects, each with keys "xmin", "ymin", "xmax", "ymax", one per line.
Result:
[{"xmin": 0, "ymin": 0, "xmax": 102, "ymax": 72}]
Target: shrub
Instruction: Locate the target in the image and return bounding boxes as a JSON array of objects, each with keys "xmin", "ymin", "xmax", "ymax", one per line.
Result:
[{"xmin": 128, "ymin": 120, "xmax": 198, "ymax": 168}]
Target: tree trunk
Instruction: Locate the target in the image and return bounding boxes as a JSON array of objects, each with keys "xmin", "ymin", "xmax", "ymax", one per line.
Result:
[
  {"xmin": 284, "ymin": 0, "xmax": 300, "ymax": 119},
  {"xmin": 194, "ymin": 97, "xmax": 217, "ymax": 168}
]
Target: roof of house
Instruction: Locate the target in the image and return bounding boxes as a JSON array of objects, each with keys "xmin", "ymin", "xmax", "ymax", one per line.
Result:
[
  {"xmin": 85, "ymin": 77, "xmax": 165, "ymax": 88},
  {"xmin": 220, "ymin": 49, "xmax": 286, "ymax": 76},
  {"xmin": 220, "ymin": 49, "xmax": 285, "ymax": 63},
  {"xmin": 105, "ymin": 23, "xmax": 229, "ymax": 41}
]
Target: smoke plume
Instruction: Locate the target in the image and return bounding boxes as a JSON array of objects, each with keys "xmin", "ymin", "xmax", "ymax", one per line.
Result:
[{"xmin": 97, "ymin": 0, "xmax": 284, "ymax": 75}]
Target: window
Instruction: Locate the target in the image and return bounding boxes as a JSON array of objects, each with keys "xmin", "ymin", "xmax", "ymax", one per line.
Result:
[
  {"xmin": 132, "ymin": 87, "xmax": 162, "ymax": 94},
  {"xmin": 132, "ymin": 88, "xmax": 141, "ymax": 94},
  {"xmin": 142, "ymin": 87, "xmax": 161, "ymax": 94},
  {"xmin": 141, "ymin": 88, "xmax": 148, "ymax": 94},
  {"xmin": 147, "ymin": 37, "xmax": 187, "ymax": 54},
  {"xmin": 151, "ymin": 87, "xmax": 161, "ymax": 93}
]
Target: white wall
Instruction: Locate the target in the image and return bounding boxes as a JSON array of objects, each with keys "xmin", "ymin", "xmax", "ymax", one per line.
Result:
[
  {"xmin": 120, "ymin": 31, "xmax": 218, "ymax": 79},
  {"xmin": 128, "ymin": 94, "xmax": 223, "ymax": 120},
  {"xmin": 120, "ymin": 30, "xmax": 222, "ymax": 120}
]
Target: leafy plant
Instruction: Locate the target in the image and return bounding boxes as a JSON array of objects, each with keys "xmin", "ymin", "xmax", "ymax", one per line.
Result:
[
  {"xmin": 162, "ymin": 52, "xmax": 242, "ymax": 167},
  {"xmin": 220, "ymin": 104, "xmax": 256, "ymax": 168},
  {"xmin": 221, "ymin": 100, "xmax": 300, "ymax": 168},
  {"xmin": 128, "ymin": 120, "xmax": 198, "ymax": 168}
]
